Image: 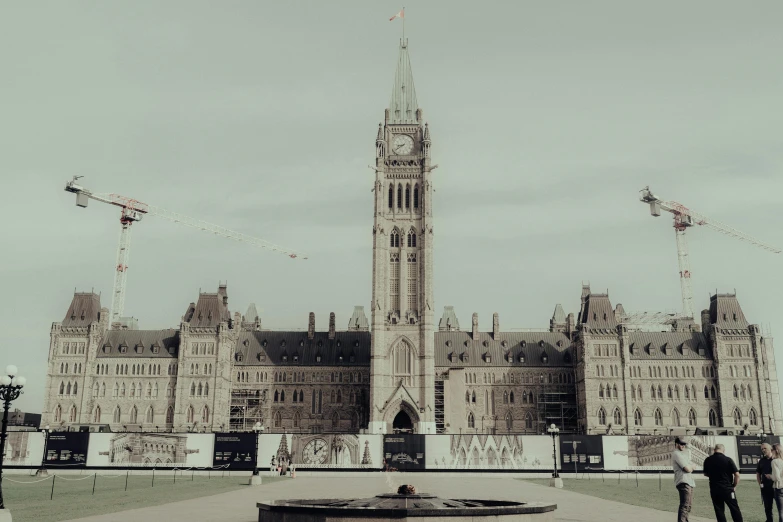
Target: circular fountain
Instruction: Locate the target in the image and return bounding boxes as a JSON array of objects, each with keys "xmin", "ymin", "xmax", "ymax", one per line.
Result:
[{"xmin": 257, "ymin": 484, "xmax": 556, "ymax": 522}]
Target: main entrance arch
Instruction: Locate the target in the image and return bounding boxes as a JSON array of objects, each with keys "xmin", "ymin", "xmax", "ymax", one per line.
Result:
[{"xmin": 384, "ymin": 399, "xmax": 420, "ymax": 434}]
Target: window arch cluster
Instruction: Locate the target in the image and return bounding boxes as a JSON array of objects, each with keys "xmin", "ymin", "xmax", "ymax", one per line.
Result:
[
  {"xmin": 704, "ymin": 385, "xmax": 718, "ymax": 400},
  {"xmin": 702, "ymin": 366, "xmax": 716, "ymax": 378},
  {"xmin": 733, "ymin": 383, "xmax": 754, "ymax": 401},
  {"xmin": 61, "ymin": 341, "xmax": 86, "ymax": 354},
  {"xmin": 236, "ymin": 371, "xmax": 250, "ymax": 382},
  {"xmin": 189, "ymin": 381, "xmax": 209, "ymax": 397},
  {"xmin": 727, "ymin": 344, "xmax": 752, "ymax": 358},
  {"xmin": 595, "ymin": 365, "xmax": 618, "ymax": 377},
  {"xmin": 598, "ymin": 383, "xmax": 618, "ymax": 399},
  {"xmin": 185, "ymin": 405, "xmax": 210, "ymax": 424},
  {"xmin": 191, "ymin": 342, "xmax": 215, "ymax": 355},
  {"xmin": 190, "ymin": 363, "xmax": 212, "ymax": 375},
  {"xmin": 729, "ymin": 365, "xmax": 754, "ymax": 378},
  {"xmin": 58, "ymin": 381, "xmax": 79, "ymax": 396},
  {"xmin": 95, "ymin": 364, "xmax": 109, "ymax": 375},
  {"xmin": 91, "ymin": 381, "xmax": 106, "ymax": 397},
  {"xmin": 59, "ymin": 362, "xmax": 83, "ymax": 374},
  {"xmin": 167, "ymin": 363, "xmax": 177, "ymax": 376},
  {"xmin": 388, "ymin": 183, "xmax": 420, "ymax": 211}
]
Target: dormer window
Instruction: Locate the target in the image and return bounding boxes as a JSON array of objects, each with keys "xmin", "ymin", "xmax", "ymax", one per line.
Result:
[
  {"xmin": 446, "ymin": 340, "xmax": 452, "ymax": 347},
  {"xmin": 448, "ymin": 352, "xmax": 455, "ymax": 362},
  {"xmin": 261, "ymin": 340, "xmax": 268, "ymax": 347},
  {"xmin": 243, "ymin": 339, "xmax": 249, "ymax": 347},
  {"xmin": 563, "ymin": 352, "xmax": 572, "ymax": 364},
  {"xmin": 316, "ymin": 354, "xmax": 322, "ymax": 363},
  {"xmin": 337, "ymin": 354, "xmax": 344, "ymax": 363},
  {"xmin": 80, "ymin": 312, "xmax": 85, "ymax": 320},
  {"xmin": 629, "ymin": 343, "xmax": 635, "ymax": 354},
  {"xmin": 280, "ymin": 340, "xmax": 286, "ymax": 348},
  {"xmin": 102, "ymin": 344, "xmax": 110, "ymax": 354},
  {"xmin": 293, "ymin": 354, "xmax": 299, "ymax": 363},
  {"xmin": 723, "ymin": 313, "xmax": 727, "ymax": 321},
  {"xmin": 733, "ymin": 313, "xmax": 737, "ymax": 321},
  {"xmin": 556, "ymin": 340, "xmax": 563, "ymax": 347},
  {"xmin": 518, "ymin": 354, "xmax": 525, "ymax": 363},
  {"xmin": 337, "ymin": 341, "xmax": 341, "ymax": 347},
  {"xmin": 461, "ymin": 352, "xmax": 469, "ymax": 363},
  {"xmin": 354, "ymin": 340, "xmax": 360, "ymax": 347},
  {"xmin": 119, "ymin": 344, "xmax": 127, "ymax": 354},
  {"xmin": 300, "ymin": 340, "xmax": 305, "ymax": 347},
  {"xmin": 593, "ymin": 313, "xmax": 597, "ymax": 321},
  {"xmin": 135, "ymin": 343, "xmax": 144, "ymax": 354},
  {"xmin": 521, "ymin": 341, "xmax": 526, "ymax": 347},
  {"xmin": 151, "ymin": 344, "xmax": 159, "ymax": 354},
  {"xmin": 505, "ymin": 352, "xmax": 513, "ymax": 363},
  {"xmin": 603, "ymin": 313, "xmax": 607, "ymax": 320},
  {"xmin": 484, "ymin": 353, "xmax": 491, "ymax": 363},
  {"xmin": 541, "ymin": 353, "xmax": 549, "ymax": 364},
  {"xmin": 538, "ymin": 340, "xmax": 544, "ymax": 347},
  {"xmin": 257, "ymin": 353, "xmax": 265, "ymax": 362},
  {"xmin": 282, "ymin": 354, "xmax": 288, "ymax": 363},
  {"xmin": 167, "ymin": 345, "xmax": 175, "ymax": 355},
  {"xmin": 236, "ymin": 353, "xmax": 243, "ymax": 362},
  {"xmin": 483, "ymin": 340, "xmax": 489, "ymax": 347},
  {"xmin": 501, "ymin": 340, "xmax": 508, "ymax": 348},
  {"xmin": 349, "ymin": 354, "xmax": 356, "ymax": 363}
]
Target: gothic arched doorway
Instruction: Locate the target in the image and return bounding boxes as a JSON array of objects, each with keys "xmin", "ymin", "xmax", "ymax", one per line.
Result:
[{"xmin": 392, "ymin": 410, "xmax": 414, "ymax": 433}]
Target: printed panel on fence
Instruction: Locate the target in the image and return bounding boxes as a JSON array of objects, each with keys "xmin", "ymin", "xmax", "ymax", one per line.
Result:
[
  {"xmin": 384, "ymin": 434, "xmax": 425, "ymax": 470},
  {"xmin": 736, "ymin": 435, "xmax": 780, "ymax": 472},
  {"xmin": 86, "ymin": 433, "xmax": 214, "ymax": 468},
  {"xmin": 5, "ymin": 431, "xmax": 45, "ymax": 466},
  {"xmin": 46, "ymin": 432, "xmax": 89, "ymax": 468},
  {"xmin": 425, "ymin": 435, "xmax": 559, "ymax": 470},
  {"xmin": 560, "ymin": 435, "xmax": 603, "ymax": 472},
  {"xmin": 258, "ymin": 434, "xmax": 382, "ymax": 469},
  {"xmin": 602, "ymin": 435, "xmax": 740, "ymax": 471},
  {"xmin": 212, "ymin": 433, "xmax": 257, "ymax": 469}
]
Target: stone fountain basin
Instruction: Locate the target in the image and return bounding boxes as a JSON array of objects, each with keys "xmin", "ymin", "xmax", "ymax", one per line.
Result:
[{"xmin": 257, "ymin": 493, "xmax": 556, "ymax": 522}]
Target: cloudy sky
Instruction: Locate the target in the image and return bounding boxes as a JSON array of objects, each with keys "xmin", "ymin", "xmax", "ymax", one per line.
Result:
[{"xmin": 2, "ymin": 1, "xmax": 781, "ymax": 412}]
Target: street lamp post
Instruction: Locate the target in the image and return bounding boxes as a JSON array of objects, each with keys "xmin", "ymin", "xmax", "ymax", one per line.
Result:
[
  {"xmin": 547, "ymin": 423, "xmax": 563, "ymax": 489},
  {"xmin": 0, "ymin": 364, "xmax": 27, "ymax": 516},
  {"xmin": 249, "ymin": 421, "xmax": 264, "ymax": 486},
  {"xmin": 35, "ymin": 425, "xmax": 50, "ymax": 477}
]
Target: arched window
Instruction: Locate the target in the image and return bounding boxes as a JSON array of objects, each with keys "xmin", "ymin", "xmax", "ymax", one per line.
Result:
[
  {"xmin": 657, "ymin": 386, "xmax": 662, "ymax": 399},
  {"xmin": 651, "ymin": 385, "xmax": 657, "ymax": 399},
  {"xmin": 93, "ymin": 382, "xmax": 99, "ymax": 396},
  {"xmin": 733, "ymin": 408, "xmax": 742, "ymax": 426},
  {"xmin": 503, "ymin": 391, "xmax": 509, "ymax": 404},
  {"xmin": 190, "ymin": 383, "xmax": 196, "ymax": 397},
  {"xmin": 129, "ymin": 406, "xmax": 137, "ymax": 424},
  {"xmin": 667, "ymin": 386, "xmax": 673, "ymax": 399},
  {"xmin": 405, "ymin": 184, "xmax": 410, "ymax": 208},
  {"xmin": 637, "ymin": 386, "xmax": 643, "ymax": 400},
  {"xmin": 390, "ymin": 231, "xmax": 400, "ymax": 248},
  {"xmin": 472, "ymin": 391, "xmax": 476, "ymax": 403},
  {"xmin": 146, "ymin": 406, "xmax": 154, "ymax": 424},
  {"xmin": 709, "ymin": 409, "xmax": 718, "ymax": 426},
  {"xmin": 467, "ymin": 412, "xmax": 475, "ymax": 428},
  {"xmin": 750, "ymin": 408, "xmax": 758, "ymax": 426},
  {"xmin": 684, "ymin": 386, "xmax": 690, "ymax": 399},
  {"xmin": 388, "ymin": 184, "xmax": 394, "ymax": 208},
  {"xmin": 704, "ymin": 386, "xmax": 709, "ymax": 399},
  {"xmin": 93, "ymin": 406, "xmax": 101, "ymax": 423},
  {"xmin": 688, "ymin": 409, "xmax": 697, "ymax": 426},
  {"xmin": 597, "ymin": 408, "xmax": 606, "ymax": 425},
  {"xmin": 599, "ymin": 384, "xmax": 604, "ymax": 398},
  {"xmin": 100, "ymin": 383, "xmax": 106, "ymax": 397},
  {"xmin": 166, "ymin": 406, "xmax": 174, "ymax": 424},
  {"xmin": 632, "ymin": 386, "xmax": 636, "ymax": 399},
  {"xmin": 505, "ymin": 412, "xmax": 513, "ymax": 431},
  {"xmin": 654, "ymin": 408, "xmax": 663, "ymax": 426},
  {"xmin": 201, "ymin": 406, "xmax": 209, "ymax": 423},
  {"xmin": 186, "ymin": 406, "xmax": 194, "ymax": 423},
  {"xmin": 274, "ymin": 390, "xmax": 279, "ymax": 402},
  {"xmin": 525, "ymin": 412, "xmax": 533, "ymax": 430},
  {"xmin": 634, "ymin": 409, "xmax": 642, "ymax": 426},
  {"xmin": 509, "ymin": 391, "xmax": 515, "ymax": 403},
  {"xmin": 68, "ymin": 405, "xmax": 77, "ymax": 422},
  {"xmin": 413, "ymin": 185, "xmax": 419, "ymax": 208},
  {"xmin": 612, "ymin": 385, "xmax": 618, "ymax": 399},
  {"xmin": 281, "ymin": 390, "xmax": 285, "ymax": 402},
  {"xmin": 397, "ymin": 184, "xmax": 402, "ymax": 209},
  {"xmin": 66, "ymin": 382, "xmax": 72, "ymax": 395},
  {"xmin": 671, "ymin": 408, "xmax": 680, "ymax": 426},
  {"xmin": 733, "ymin": 384, "xmax": 739, "ymax": 398},
  {"xmin": 613, "ymin": 408, "xmax": 622, "ymax": 425},
  {"xmin": 466, "ymin": 391, "xmax": 470, "ymax": 403},
  {"xmin": 331, "ymin": 411, "xmax": 340, "ymax": 428},
  {"xmin": 711, "ymin": 386, "xmax": 717, "ymax": 399},
  {"xmin": 113, "ymin": 406, "xmax": 120, "ymax": 423}
]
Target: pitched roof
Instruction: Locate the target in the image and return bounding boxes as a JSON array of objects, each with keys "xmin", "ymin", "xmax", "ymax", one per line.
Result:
[
  {"xmin": 97, "ymin": 329, "xmax": 179, "ymax": 358},
  {"xmin": 709, "ymin": 293, "xmax": 749, "ymax": 330},
  {"xmin": 62, "ymin": 292, "xmax": 102, "ymax": 327},
  {"xmin": 388, "ymin": 41, "xmax": 419, "ymax": 124},
  {"xmin": 234, "ymin": 331, "xmax": 370, "ymax": 366},
  {"xmin": 581, "ymin": 293, "xmax": 618, "ymax": 330},
  {"xmin": 185, "ymin": 291, "xmax": 230, "ymax": 328},
  {"xmin": 551, "ymin": 304, "xmax": 566, "ymax": 324},
  {"xmin": 347, "ymin": 306, "xmax": 369, "ymax": 331},
  {"xmin": 439, "ymin": 306, "xmax": 460, "ymax": 331},
  {"xmin": 434, "ymin": 331, "xmax": 573, "ymax": 367},
  {"xmin": 244, "ymin": 303, "xmax": 260, "ymax": 323},
  {"xmin": 627, "ymin": 331, "xmax": 711, "ymax": 360}
]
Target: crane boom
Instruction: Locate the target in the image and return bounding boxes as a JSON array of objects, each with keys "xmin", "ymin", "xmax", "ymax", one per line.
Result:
[
  {"xmin": 65, "ymin": 176, "xmax": 307, "ymax": 327},
  {"xmin": 640, "ymin": 186, "xmax": 780, "ymax": 319}
]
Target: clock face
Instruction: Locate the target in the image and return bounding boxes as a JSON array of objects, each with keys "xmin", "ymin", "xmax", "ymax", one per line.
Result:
[
  {"xmin": 302, "ymin": 438, "xmax": 328, "ymax": 465},
  {"xmin": 392, "ymin": 134, "xmax": 414, "ymax": 155}
]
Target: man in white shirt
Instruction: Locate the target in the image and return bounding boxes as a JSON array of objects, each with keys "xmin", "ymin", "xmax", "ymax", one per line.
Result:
[{"xmin": 673, "ymin": 436, "xmax": 696, "ymax": 522}]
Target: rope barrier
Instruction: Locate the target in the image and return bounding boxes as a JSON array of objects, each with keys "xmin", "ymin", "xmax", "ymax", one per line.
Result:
[{"xmin": 5, "ymin": 476, "xmax": 54, "ymax": 484}]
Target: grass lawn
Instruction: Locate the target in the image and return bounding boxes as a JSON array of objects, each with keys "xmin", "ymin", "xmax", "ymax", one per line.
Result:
[
  {"xmin": 2, "ymin": 471, "xmax": 286, "ymax": 522},
  {"xmin": 522, "ymin": 477, "xmax": 768, "ymax": 522}
]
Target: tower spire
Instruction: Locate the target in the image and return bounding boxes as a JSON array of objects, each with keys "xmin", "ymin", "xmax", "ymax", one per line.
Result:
[{"xmin": 388, "ymin": 39, "xmax": 418, "ymax": 124}]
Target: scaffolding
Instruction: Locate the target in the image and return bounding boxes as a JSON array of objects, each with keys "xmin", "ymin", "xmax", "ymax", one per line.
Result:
[
  {"xmin": 229, "ymin": 389, "xmax": 266, "ymax": 432},
  {"xmin": 536, "ymin": 382, "xmax": 578, "ymax": 434},
  {"xmin": 434, "ymin": 377, "xmax": 445, "ymax": 433}
]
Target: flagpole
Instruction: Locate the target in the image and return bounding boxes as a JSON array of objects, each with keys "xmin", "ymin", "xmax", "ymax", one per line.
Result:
[{"xmin": 402, "ymin": 7, "xmax": 405, "ymax": 43}]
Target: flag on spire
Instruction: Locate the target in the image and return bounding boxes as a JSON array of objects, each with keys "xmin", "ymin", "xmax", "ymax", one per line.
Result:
[{"xmin": 389, "ymin": 9, "xmax": 404, "ymax": 21}]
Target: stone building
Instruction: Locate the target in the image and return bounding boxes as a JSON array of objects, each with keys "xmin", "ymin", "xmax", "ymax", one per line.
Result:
[{"xmin": 41, "ymin": 39, "xmax": 783, "ymax": 436}]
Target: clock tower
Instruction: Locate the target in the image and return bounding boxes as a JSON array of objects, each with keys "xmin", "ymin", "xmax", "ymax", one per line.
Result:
[{"xmin": 369, "ymin": 39, "xmax": 436, "ymax": 434}]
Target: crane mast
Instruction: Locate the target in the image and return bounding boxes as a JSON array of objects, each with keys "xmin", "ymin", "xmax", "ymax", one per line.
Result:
[
  {"xmin": 640, "ymin": 186, "xmax": 780, "ymax": 319},
  {"xmin": 65, "ymin": 176, "xmax": 306, "ymax": 328}
]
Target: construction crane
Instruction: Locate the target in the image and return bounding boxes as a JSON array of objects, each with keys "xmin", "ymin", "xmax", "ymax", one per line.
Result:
[
  {"xmin": 65, "ymin": 176, "xmax": 307, "ymax": 327},
  {"xmin": 639, "ymin": 186, "xmax": 780, "ymax": 319}
]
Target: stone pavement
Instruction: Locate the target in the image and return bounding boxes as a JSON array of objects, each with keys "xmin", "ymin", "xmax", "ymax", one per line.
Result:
[{"xmin": 64, "ymin": 473, "xmax": 713, "ymax": 522}]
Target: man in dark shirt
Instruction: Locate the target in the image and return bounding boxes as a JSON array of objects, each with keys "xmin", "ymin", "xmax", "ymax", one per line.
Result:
[
  {"xmin": 703, "ymin": 444, "xmax": 743, "ymax": 522},
  {"xmin": 757, "ymin": 443, "xmax": 774, "ymax": 522}
]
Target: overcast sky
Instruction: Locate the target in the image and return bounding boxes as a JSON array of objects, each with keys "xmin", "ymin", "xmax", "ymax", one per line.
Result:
[{"xmin": 2, "ymin": 1, "xmax": 782, "ymax": 413}]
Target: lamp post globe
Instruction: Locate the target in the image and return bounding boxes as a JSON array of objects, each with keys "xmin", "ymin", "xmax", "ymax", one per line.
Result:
[
  {"xmin": 546, "ymin": 423, "xmax": 562, "ymax": 489},
  {"xmin": 0, "ymin": 364, "xmax": 26, "ymax": 514}
]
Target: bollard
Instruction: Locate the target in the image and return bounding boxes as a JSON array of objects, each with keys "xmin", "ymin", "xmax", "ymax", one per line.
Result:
[
  {"xmin": 192, "ymin": 470, "xmax": 194, "ymax": 481},
  {"xmin": 92, "ymin": 473, "xmax": 97, "ymax": 495},
  {"xmin": 659, "ymin": 471, "xmax": 661, "ymax": 491},
  {"xmin": 602, "ymin": 472, "xmax": 604, "ymax": 483},
  {"xmin": 125, "ymin": 470, "xmax": 129, "ymax": 491},
  {"xmin": 50, "ymin": 474, "xmax": 56, "ymax": 500},
  {"xmin": 152, "ymin": 468, "xmax": 155, "ymax": 488},
  {"xmin": 174, "ymin": 469, "xmax": 177, "ymax": 485},
  {"xmin": 635, "ymin": 472, "xmax": 638, "ymax": 488}
]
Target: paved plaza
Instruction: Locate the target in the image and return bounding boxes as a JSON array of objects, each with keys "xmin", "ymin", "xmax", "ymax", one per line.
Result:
[{"xmin": 63, "ymin": 473, "xmax": 713, "ymax": 522}]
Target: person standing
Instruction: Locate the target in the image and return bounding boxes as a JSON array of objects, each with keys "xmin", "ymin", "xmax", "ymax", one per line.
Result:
[
  {"xmin": 765, "ymin": 443, "xmax": 783, "ymax": 522},
  {"xmin": 673, "ymin": 437, "xmax": 696, "ymax": 522},
  {"xmin": 703, "ymin": 443, "xmax": 743, "ymax": 522},
  {"xmin": 759, "ymin": 443, "xmax": 775, "ymax": 522}
]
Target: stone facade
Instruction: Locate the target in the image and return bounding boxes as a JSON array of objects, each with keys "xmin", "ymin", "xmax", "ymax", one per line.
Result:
[{"xmin": 41, "ymin": 39, "xmax": 783, "ymax": 437}]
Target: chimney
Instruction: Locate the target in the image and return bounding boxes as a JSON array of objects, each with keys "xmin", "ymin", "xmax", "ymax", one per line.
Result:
[
  {"xmin": 472, "ymin": 313, "xmax": 479, "ymax": 341},
  {"xmin": 492, "ymin": 313, "xmax": 499, "ymax": 339},
  {"xmin": 329, "ymin": 312, "xmax": 336, "ymax": 339},
  {"xmin": 308, "ymin": 312, "xmax": 315, "ymax": 340},
  {"xmin": 701, "ymin": 309, "xmax": 710, "ymax": 333}
]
